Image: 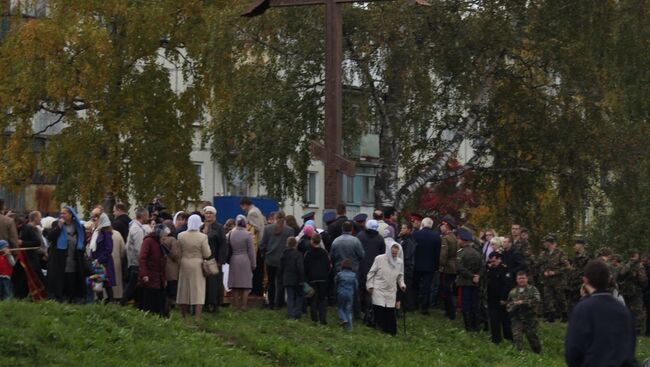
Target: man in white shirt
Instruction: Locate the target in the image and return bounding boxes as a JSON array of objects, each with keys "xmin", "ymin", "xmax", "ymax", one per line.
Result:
[{"xmin": 121, "ymin": 207, "xmax": 149, "ymax": 306}]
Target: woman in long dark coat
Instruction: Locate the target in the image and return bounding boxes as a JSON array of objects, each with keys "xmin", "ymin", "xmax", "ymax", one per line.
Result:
[
  {"xmin": 46, "ymin": 206, "xmax": 87, "ymax": 303},
  {"xmin": 138, "ymin": 224, "xmax": 168, "ymax": 316}
]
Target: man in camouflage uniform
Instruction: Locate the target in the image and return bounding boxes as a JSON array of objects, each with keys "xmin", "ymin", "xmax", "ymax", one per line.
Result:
[
  {"xmin": 538, "ymin": 234, "xmax": 568, "ymax": 322},
  {"xmin": 618, "ymin": 249, "xmax": 648, "ymax": 334},
  {"xmin": 507, "ymin": 271, "xmax": 542, "ymax": 354},
  {"xmin": 567, "ymin": 239, "xmax": 591, "ymax": 313}
]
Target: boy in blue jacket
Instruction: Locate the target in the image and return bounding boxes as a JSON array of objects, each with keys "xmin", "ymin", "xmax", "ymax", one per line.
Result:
[{"xmin": 335, "ymin": 259, "xmax": 358, "ymax": 330}]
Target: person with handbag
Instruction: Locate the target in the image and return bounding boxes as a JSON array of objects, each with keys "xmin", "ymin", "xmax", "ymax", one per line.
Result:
[{"xmin": 177, "ymin": 215, "xmax": 211, "ymax": 321}]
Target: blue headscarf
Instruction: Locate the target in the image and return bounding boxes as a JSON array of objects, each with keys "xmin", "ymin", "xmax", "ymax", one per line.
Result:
[{"xmin": 56, "ymin": 206, "xmax": 86, "ymax": 251}]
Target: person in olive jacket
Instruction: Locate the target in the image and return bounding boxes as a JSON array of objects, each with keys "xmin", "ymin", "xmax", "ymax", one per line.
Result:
[
  {"xmin": 456, "ymin": 228, "xmax": 482, "ymax": 332},
  {"xmin": 279, "ymin": 237, "xmax": 305, "ymax": 320},
  {"xmin": 439, "ymin": 215, "xmax": 458, "ymax": 320}
]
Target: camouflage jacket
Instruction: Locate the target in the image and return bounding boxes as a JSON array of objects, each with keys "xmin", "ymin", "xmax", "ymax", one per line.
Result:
[
  {"xmin": 618, "ymin": 261, "xmax": 648, "ymax": 297},
  {"xmin": 569, "ymin": 252, "xmax": 592, "ymax": 286},
  {"xmin": 456, "ymin": 246, "xmax": 482, "ymax": 287},
  {"xmin": 513, "ymin": 239, "xmax": 530, "ymax": 258},
  {"xmin": 538, "ymin": 249, "xmax": 568, "ymax": 283},
  {"xmin": 507, "ymin": 285, "xmax": 541, "ymax": 318}
]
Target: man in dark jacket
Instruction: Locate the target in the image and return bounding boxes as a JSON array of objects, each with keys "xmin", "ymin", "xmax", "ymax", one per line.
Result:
[
  {"xmin": 565, "ymin": 260, "xmax": 638, "ymax": 367},
  {"xmin": 327, "ymin": 204, "xmax": 359, "ymax": 241},
  {"xmin": 399, "ymin": 222, "xmax": 417, "ymax": 311},
  {"xmin": 112, "ymin": 203, "xmax": 131, "ymax": 243},
  {"xmin": 304, "ymin": 234, "xmax": 330, "ymax": 324},
  {"xmin": 357, "ymin": 219, "xmax": 386, "ymax": 315},
  {"xmin": 486, "ymin": 252, "xmax": 513, "ymax": 344},
  {"xmin": 502, "ymin": 236, "xmax": 525, "ymax": 287},
  {"xmin": 456, "ymin": 228, "xmax": 483, "ymax": 332},
  {"xmin": 412, "ymin": 217, "xmax": 441, "ymax": 315},
  {"xmin": 279, "ymin": 237, "xmax": 304, "ymax": 320}
]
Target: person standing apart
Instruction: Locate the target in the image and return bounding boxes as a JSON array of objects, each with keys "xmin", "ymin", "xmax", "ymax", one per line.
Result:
[
  {"xmin": 565, "ymin": 260, "xmax": 637, "ymax": 366},
  {"xmin": 507, "ymin": 271, "xmax": 542, "ymax": 354},
  {"xmin": 366, "ymin": 241, "xmax": 406, "ymax": 335}
]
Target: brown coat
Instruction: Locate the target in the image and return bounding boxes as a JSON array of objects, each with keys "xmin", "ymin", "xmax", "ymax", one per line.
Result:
[
  {"xmin": 162, "ymin": 235, "xmax": 181, "ymax": 281},
  {"xmin": 109, "ymin": 230, "xmax": 126, "ymax": 299},
  {"xmin": 176, "ymin": 231, "xmax": 211, "ymax": 305},
  {"xmin": 0, "ymin": 214, "xmax": 20, "ymax": 248},
  {"xmin": 139, "ymin": 234, "xmax": 167, "ymax": 290},
  {"xmin": 439, "ymin": 232, "xmax": 458, "ymax": 274}
]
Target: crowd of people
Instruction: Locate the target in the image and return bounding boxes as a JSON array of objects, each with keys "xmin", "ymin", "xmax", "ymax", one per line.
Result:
[{"xmin": 0, "ymin": 197, "xmax": 648, "ymax": 365}]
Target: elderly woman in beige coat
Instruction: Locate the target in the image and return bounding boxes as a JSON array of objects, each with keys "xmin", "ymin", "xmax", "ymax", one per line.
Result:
[
  {"xmin": 366, "ymin": 239, "xmax": 406, "ymax": 335},
  {"xmin": 177, "ymin": 214, "xmax": 211, "ymax": 320},
  {"xmin": 109, "ymin": 229, "xmax": 126, "ymax": 300}
]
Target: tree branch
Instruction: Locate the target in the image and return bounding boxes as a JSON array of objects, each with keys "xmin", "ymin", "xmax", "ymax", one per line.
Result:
[{"xmin": 31, "ymin": 113, "xmax": 65, "ymax": 137}]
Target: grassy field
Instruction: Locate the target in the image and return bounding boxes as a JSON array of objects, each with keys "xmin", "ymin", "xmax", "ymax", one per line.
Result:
[{"xmin": 2, "ymin": 300, "xmax": 649, "ymax": 366}]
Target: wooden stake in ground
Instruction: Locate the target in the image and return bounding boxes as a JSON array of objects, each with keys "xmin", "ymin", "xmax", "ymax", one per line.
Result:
[{"xmin": 243, "ymin": 0, "xmax": 428, "ymax": 208}]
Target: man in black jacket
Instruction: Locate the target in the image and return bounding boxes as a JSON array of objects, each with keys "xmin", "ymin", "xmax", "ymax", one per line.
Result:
[
  {"xmin": 565, "ymin": 260, "xmax": 638, "ymax": 367},
  {"xmin": 112, "ymin": 203, "xmax": 131, "ymax": 243},
  {"xmin": 502, "ymin": 236, "xmax": 525, "ymax": 286},
  {"xmin": 486, "ymin": 252, "xmax": 513, "ymax": 344},
  {"xmin": 412, "ymin": 217, "xmax": 441, "ymax": 315},
  {"xmin": 327, "ymin": 204, "xmax": 359, "ymax": 241},
  {"xmin": 357, "ymin": 220, "xmax": 386, "ymax": 315}
]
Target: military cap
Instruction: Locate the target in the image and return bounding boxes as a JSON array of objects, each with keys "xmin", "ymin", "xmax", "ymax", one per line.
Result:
[
  {"xmin": 353, "ymin": 213, "xmax": 368, "ymax": 222},
  {"xmin": 456, "ymin": 227, "xmax": 473, "ymax": 241},
  {"xmin": 301, "ymin": 211, "xmax": 315, "ymax": 221},
  {"xmin": 323, "ymin": 211, "xmax": 336, "ymax": 225},
  {"xmin": 440, "ymin": 215, "xmax": 457, "ymax": 229}
]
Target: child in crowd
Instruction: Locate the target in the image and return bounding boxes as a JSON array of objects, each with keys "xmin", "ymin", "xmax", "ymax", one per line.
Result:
[
  {"xmin": 0, "ymin": 240, "xmax": 16, "ymax": 300},
  {"xmin": 279, "ymin": 237, "xmax": 304, "ymax": 320},
  {"xmin": 335, "ymin": 259, "xmax": 358, "ymax": 330}
]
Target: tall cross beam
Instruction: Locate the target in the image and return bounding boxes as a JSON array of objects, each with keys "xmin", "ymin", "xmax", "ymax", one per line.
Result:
[{"xmin": 243, "ymin": 0, "xmax": 428, "ymax": 208}]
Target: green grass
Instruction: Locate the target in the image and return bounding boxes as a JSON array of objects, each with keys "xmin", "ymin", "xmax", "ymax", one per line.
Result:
[{"xmin": 2, "ymin": 300, "xmax": 649, "ymax": 366}]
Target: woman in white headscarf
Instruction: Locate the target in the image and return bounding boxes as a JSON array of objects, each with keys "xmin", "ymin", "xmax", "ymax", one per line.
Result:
[
  {"xmin": 176, "ymin": 214, "xmax": 211, "ymax": 320},
  {"xmin": 90, "ymin": 213, "xmax": 116, "ymax": 302},
  {"xmin": 366, "ymin": 241, "xmax": 406, "ymax": 335}
]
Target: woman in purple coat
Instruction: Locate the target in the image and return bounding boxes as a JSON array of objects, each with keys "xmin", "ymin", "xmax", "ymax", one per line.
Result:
[{"xmin": 90, "ymin": 213, "xmax": 116, "ymax": 302}]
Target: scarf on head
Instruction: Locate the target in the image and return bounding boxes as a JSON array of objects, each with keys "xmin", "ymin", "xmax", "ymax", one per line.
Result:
[
  {"xmin": 173, "ymin": 211, "xmax": 185, "ymax": 227},
  {"xmin": 187, "ymin": 214, "xmax": 202, "ymax": 231},
  {"xmin": 89, "ymin": 213, "xmax": 111, "ymax": 253},
  {"xmin": 56, "ymin": 206, "xmax": 85, "ymax": 251},
  {"xmin": 384, "ymin": 238, "xmax": 403, "ymax": 269}
]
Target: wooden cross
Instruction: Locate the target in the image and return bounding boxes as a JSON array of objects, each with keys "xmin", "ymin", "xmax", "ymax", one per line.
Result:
[{"xmin": 243, "ymin": 0, "xmax": 428, "ymax": 208}]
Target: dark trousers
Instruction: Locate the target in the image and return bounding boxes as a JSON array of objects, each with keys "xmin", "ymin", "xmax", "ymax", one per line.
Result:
[
  {"xmin": 441, "ymin": 274, "xmax": 457, "ymax": 320},
  {"xmin": 309, "ymin": 281, "xmax": 328, "ymax": 324},
  {"xmin": 414, "ymin": 271, "xmax": 434, "ymax": 313},
  {"xmin": 404, "ymin": 275, "xmax": 417, "ymax": 311},
  {"xmin": 488, "ymin": 301, "xmax": 512, "ymax": 343},
  {"xmin": 139, "ymin": 287, "xmax": 166, "ymax": 317},
  {"xmin": 461, "ymin": 286, "xmax": 480, "ymax": 332},
  {"xmin": 63, "ymin": 272, "xmax": 84, "ymax": 303},
  {"xmin": 251, "ymin": 253, "xmax": 264, "ymax": 296},
  {"xmin": 285, "ymin": 285, "xmax": 303, "ymax": 319},
  {"xmin": 121, "ymin": 266, "xmax": 140, "ymax": 306},
  {"xmin": 266, "ymin": 265, "xmax": 283, "ymax": 307},
  {"xmin": 373, "ymin": 305, "xmax": 397, "ymax": 335}
]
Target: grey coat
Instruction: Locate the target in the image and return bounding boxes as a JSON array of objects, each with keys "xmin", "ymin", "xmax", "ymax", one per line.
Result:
[
  {"xmin": 227, "ymin": 228, "xmax": 256, "ymax": 289},
  {"xmin": 260, "ymin": 223, "xmax": 294, "ymax": 268}
]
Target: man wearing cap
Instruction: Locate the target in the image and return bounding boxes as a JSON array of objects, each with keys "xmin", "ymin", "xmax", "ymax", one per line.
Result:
[
  {"xmin": 618, "ymin": 249, "xmax": 648, "ymax": 334},
  {"xmin": 301, "ymin": 211, "xmax": 315, "ymax": 226},
  {"xmin": 567, "ymin": 239, "xmax": 592, "ymax": 313},
  {"xmin": 439, "ymin": 215, "xmax": 459, "ymax": 320},
  {"xmin": 357, "ymin": 219, "xmax": 386, "ymax": 316},
  {"xmin": 456, "ymin": 227, "xmax": 482, "ymax": 332},
  {"xmin": 538, "ymin": 235, "xmax": 569, "ymax": 322},
  {"xmin": 412, "ymin": 217, "xmax": 441, "ymax": 315},
  {"xmin": 327, "ymin": 204, "xmax": 360, "ymax": 241},
  {"xmin": 353, "ymin": 213, "xmax": 367, "ymax": 234},
  {"xmin": 410, "ymin": 213, "xmax": 423, "ymax": 231}
]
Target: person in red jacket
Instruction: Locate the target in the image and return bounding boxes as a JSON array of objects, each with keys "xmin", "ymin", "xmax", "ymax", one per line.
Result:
[
  {"xmin": 0, "ymin": 240, "xmax": 16, "ymax": 300},
  {"xmin": 138, "ymin": 224, "xmax": 168, "ymax": 317}
]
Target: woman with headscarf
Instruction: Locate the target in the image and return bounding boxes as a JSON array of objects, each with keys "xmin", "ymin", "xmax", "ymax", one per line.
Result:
[
  {"xmin": 227, "ymin": 215, "xmax": 256, "ymax": 311},
  {"xmin": 138, "ymin": 224, "xmax": 168, "ymax": 316},
  {"xmin": 46, "ymin": 206, "xmax": 87, "ymax": 303},
  {"xmin": 366, "ymin": 240, "xmax": 406, "ymax": 335},
  {"xmin": 90, "ymin": 213, "xmax": 116, "ymax": 302},
  {"xmin": 176, "ymin": 214, "xmax": 211, "ymax": 320},
  {"xmin": 161, "ymin": 221, "xmax": 180, "ymax": 311},
  {"xmin": 201, "ymin": 205, "xmax": 226, "ymax": 313}
]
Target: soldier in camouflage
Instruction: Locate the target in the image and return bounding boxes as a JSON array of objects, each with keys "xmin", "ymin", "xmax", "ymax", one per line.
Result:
[
  {"xmin": 538, "ymin": 235, "xmax": 569, "ymax": 322},
  {"xmin": 507, "ymin": 271, "xmax": 542, "ymax": 354},
  {"xmin": 567, "ymin": 239, "xmax": 592, "ymax": 313},
  {"xmin": 617, "ymin": 249, "xmax": 648, "ymax": 334}
]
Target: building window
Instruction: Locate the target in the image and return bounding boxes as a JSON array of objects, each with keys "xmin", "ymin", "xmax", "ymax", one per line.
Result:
[
  {"xmin": 361, "ymin": 175, "xmax": 375, "ymax": 205},
  {"xmin": 304, "ymin": 171, "xmax": 317, "ymax": 206},
  {"xmin": 193, "ymin": 162, "xmax": 204, "ymax": 196},
  {"xmin": 224, "ymin": 169, "xmax": 249, "ymax": 197}
]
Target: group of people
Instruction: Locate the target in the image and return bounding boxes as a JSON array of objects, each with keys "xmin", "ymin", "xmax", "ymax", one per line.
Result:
[{"xmin": 1, "ymin": 197, "xmax": 647, "ymax": 365}]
